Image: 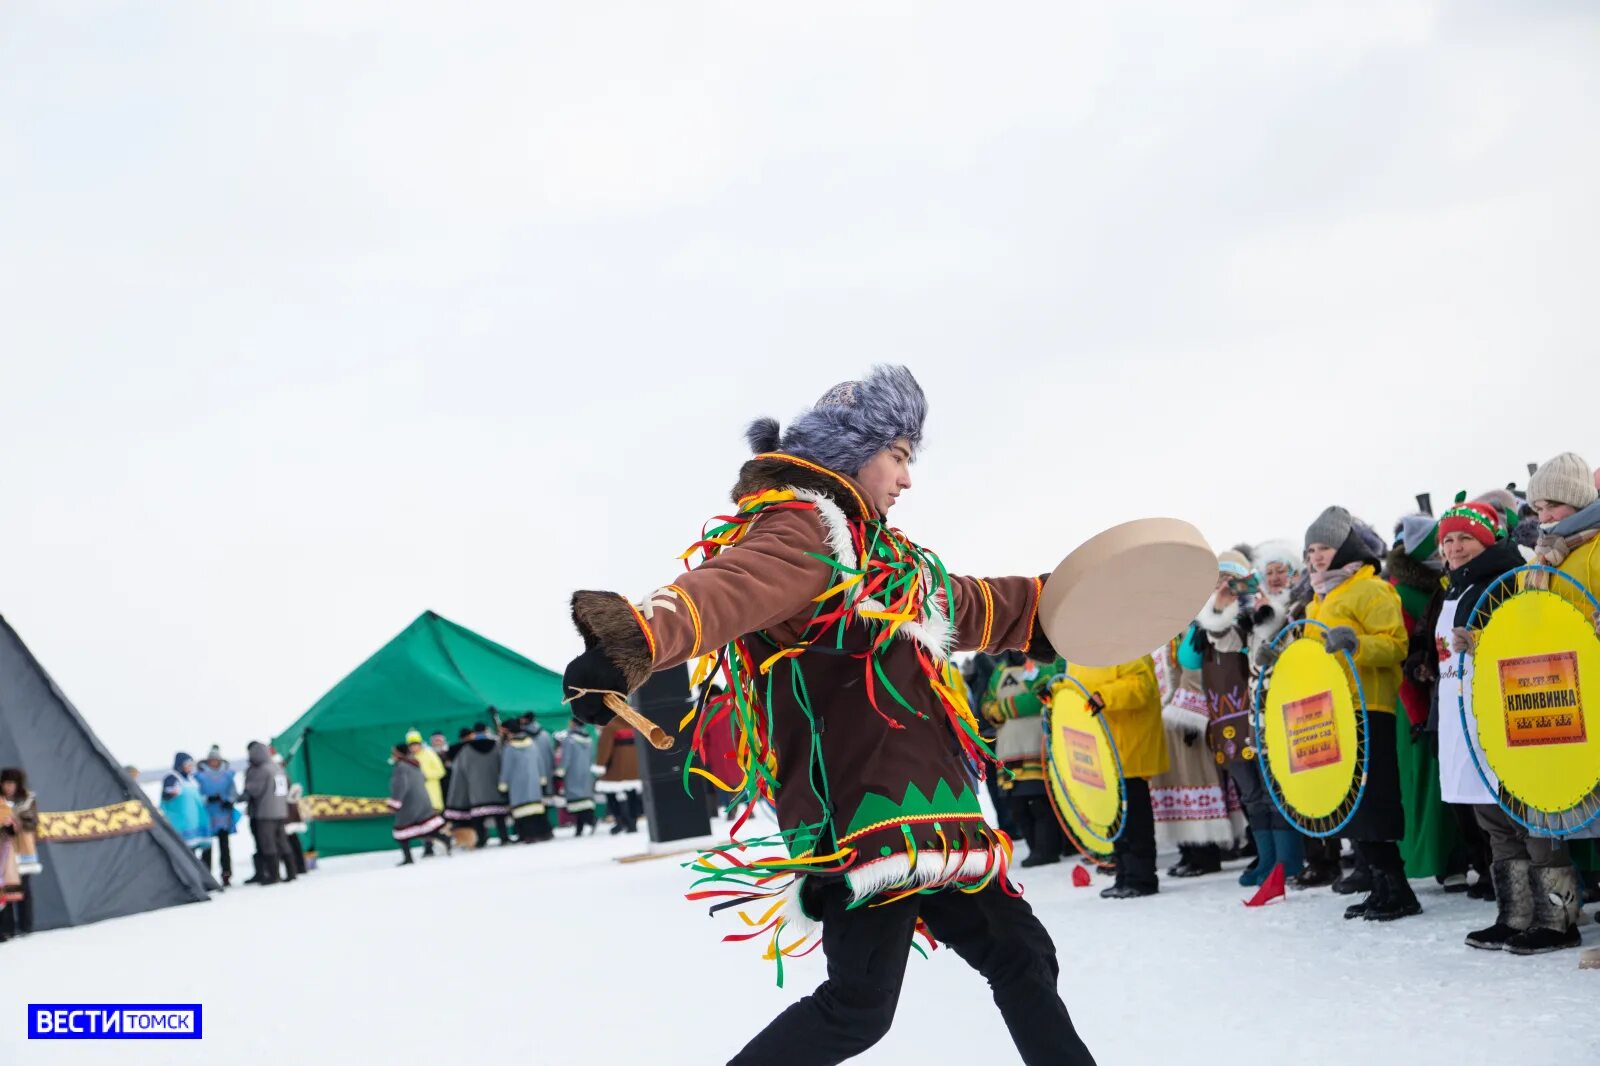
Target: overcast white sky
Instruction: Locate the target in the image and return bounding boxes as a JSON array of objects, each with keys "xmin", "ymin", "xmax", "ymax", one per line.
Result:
[{"xmin": 3, "ymin": 2, "xmax": 1597, "ymax": 770}]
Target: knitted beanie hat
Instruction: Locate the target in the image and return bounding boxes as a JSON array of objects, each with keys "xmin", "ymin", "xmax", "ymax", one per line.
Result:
[
  {"xmin": 405, "ymin": 730, "xmax": 423, "ymax": 745},
  {"xmin": 1438, "ymin": 497, "xmax": 1503, "ymax": 548},
  {"xmin": 1395, "ymin": 514, "xmax": 1438, "ymax": 561},
  {"xmin": 1528, "ymin": 452, "xmax": 1598, "ymax": 510},
  {"xmin": 1305, "ymin": 506, "xmax": 1355, "ymax": 551},
  {"xmin": 206, "ymin": 744, "xmax": 224, "ymax": 761},
  {"xmin": 744, "ymin": 365, "xmax": 928, "ymax": 477}
]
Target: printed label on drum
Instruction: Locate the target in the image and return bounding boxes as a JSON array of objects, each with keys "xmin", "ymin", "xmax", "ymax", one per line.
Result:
[
  {"xmin": 1283, "ymin": 690, "xmax": 1341, "ymax": 774},
  {"xmin": 1498, "ymin": 651, "xmax": 1587, "ymax": 747},
  {"xmin": 1062, "ymin": 727, "xmax": 1105, "ymax": 789}
]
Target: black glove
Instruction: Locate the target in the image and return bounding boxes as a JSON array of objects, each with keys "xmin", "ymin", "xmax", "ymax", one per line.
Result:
[
  {"xmin": 1086, "ymin": 692, "xmax": 1106, "ymax": 716},
  {"xmin": 1251, "ymin": 603, "xmax": 1276, "ymax": 628},
  {"xmin": 562, "ymin": 645, "xmax": 628, "ymax": 726},
  {"xmin": 1323, "ymin": 626, "xmax": 1359, "ymax": 656},
  {"xmin": 1254, "ymin": 642, "xmax": 1281, "ymax": 670},
  {"xmin": 1184, "ymin": 729, "xmax": 1200, "ymax": 748},
  {"xmin": 1409, "ymin": 721, "xmax": 1426, "ymax": 743}
]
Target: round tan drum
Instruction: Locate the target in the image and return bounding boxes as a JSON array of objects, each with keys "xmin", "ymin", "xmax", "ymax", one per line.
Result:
[{"xmin": 1038, "ymin": 517, "xmax": 1216, "ymax": 667}]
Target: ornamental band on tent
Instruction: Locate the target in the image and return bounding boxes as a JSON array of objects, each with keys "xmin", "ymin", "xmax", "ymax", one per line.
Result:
[{"xmin": 0, "ymin": 614, "xmax": 215, "ymax": 931}]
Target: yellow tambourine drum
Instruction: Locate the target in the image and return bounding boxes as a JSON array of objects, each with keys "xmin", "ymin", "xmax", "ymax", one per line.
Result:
[
  {"xmin": 1254, "ymin": 621, "xmax": 1368, "ymax": 836},
  {"xmin": 1463, "ymin": 567, "xmax": 1600, "ymax": 836},
  {"xmin": 1042, "ymin": 674, "xmax": 1126, "ymax": 858}
]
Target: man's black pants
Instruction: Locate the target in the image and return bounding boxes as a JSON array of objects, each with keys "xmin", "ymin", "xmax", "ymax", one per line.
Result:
[{"xmin": 728, "ymin": 878, "xmax": 1095, "ymax": 1065}]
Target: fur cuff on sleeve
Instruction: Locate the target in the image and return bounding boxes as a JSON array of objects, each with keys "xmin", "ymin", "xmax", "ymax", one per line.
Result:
[
  {"xmin": 571, "ymin": 591, "xmax": 655, "ymax": 691},
  {"xmin": 1162, "ymin": 702, "xmax": 1211, "ymax": 735}
]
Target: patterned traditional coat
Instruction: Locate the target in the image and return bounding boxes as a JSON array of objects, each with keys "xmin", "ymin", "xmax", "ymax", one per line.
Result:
[
  {"xmin": 555, "ymin": 729, "xmax": 597, "ymax": 812},
  {"xmin": 572, "ymin": 453, "xmax": 1051, "ymax": 934},
  {"xmin": 444, "ymin": 738, "xmax": 508, "ymax": 820},
  {"xmin": 388, "ymin": 757, "xmax": 446, "ymax": 841}
]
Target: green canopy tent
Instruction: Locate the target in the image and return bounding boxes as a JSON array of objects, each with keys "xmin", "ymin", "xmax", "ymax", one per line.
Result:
[{"xmin": 273, "ymin": 611, "xmax": 569, "ymax": 857}]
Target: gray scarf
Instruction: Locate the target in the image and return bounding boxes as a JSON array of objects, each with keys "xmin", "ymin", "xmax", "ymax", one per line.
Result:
[{"xmin": 1310, "ymin": 561, "xmax": 1363, "ymax": 597}]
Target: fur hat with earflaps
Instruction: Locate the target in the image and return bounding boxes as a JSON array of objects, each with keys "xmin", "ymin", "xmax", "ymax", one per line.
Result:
[{"xmin": 744, "ymin": 365, "xmax": 928, "ymax": 478}]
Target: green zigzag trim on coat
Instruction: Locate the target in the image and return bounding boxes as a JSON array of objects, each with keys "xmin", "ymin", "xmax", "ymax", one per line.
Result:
[{"xmin": 839, "ymin": 778, "xmax": 984, "ymax": 843}]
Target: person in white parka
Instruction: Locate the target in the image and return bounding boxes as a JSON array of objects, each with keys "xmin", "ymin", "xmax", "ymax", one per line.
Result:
[{"xmin": 1431, "ymin": 499, "xmax": 1580, "ymax": 955}]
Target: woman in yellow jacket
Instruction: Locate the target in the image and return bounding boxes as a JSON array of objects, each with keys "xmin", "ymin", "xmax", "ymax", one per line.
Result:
[
  {"xmin": 1056, "ymin": 655, "xmax": 1168, "ymax": 899},
  {"xmin": 407, "ymin": 731, "xmax": 447, "ymax": 812},
  {"xmin": 1300, "ymin": 506, "xmax": 1417, "ymax": 922}
]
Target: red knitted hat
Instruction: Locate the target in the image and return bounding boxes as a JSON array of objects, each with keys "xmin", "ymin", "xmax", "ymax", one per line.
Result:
[{"xmin": 1438, "ymin": 500, "xmax": 1502, "ymax": 548}]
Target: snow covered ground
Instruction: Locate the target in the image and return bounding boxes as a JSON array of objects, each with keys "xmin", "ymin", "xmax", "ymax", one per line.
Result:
[{"xmin": 7, "ymin": 827, "xmax": 1599, "ymax": 1065}]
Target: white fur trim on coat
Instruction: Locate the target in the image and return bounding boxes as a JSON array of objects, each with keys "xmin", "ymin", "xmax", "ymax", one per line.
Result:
[
  {"xmin": 1247, "ymin": 593, "xmax": 1291, "ymax": 666},
  {"xmin": 790, "ymin": 486, "xmax": 954, "ymax": 660},
  {"xmin": 1195, "ymin": 593, "xmax": 1241, "ymax": 634},
  {"xmin": 595, "ymin": 778, "xmax": 641, "ymax": 795},
  {"xmin": 776, "ymin": 877, "xmax": 820, "ymax": 940},
  {"xmin": 1155, "ymin": 815, "xmax": 1238, "ymax": 848},
  {"xmin": 843, "ymin": 849, "xmax": 1001, "ymax": 901},
  {"xmin": 1163, "ymin": 703, "xmax": 1211, "ymax": 735}
]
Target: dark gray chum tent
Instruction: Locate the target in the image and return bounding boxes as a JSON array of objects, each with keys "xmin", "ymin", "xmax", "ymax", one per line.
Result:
[{"xmin": 0, "ymin": 614, "xmax": 215, "ymax": 930}]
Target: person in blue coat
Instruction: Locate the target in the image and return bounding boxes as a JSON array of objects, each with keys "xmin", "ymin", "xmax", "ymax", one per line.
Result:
[
  {"xmin": 194, "ymin": 746, "xmax": 239, "ymax": 887},
  {"xmin": 160, "ymin": 752, "xmax": 212, "ymax": 871}
]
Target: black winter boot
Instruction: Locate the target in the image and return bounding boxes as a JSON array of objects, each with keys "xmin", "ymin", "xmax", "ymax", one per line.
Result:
[
  {"xmin": 1467, "ymin": 859, "xmax": 1532, "ymax": 950},
  {"xmin": 1333, "ymin": 851, "xmax": 1372, "ymax": 896},
  {"xmin": 1364, "ymin": 865, "xmax": 1422, "ymax": 922},
  {"xmin": 1344, "ymin": 851, "xmax": 1386, "ymax": 920},
  {"xmin": 1343, "ymin": 882, "xmax": 1382, "ymax": 919},
  {"xmin": 1169, "ymin": 844, "xmax": 1223, "ymax": 878}
]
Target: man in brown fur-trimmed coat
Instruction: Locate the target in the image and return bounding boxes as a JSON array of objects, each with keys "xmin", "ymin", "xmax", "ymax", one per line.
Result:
[
  {"xmin": 562, "ymin": 366, "xmax": 1095, "ymax": 1066},
  {"xmin": 593, "ymin": 717, "xmax": 642, "ymax": 834}
]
